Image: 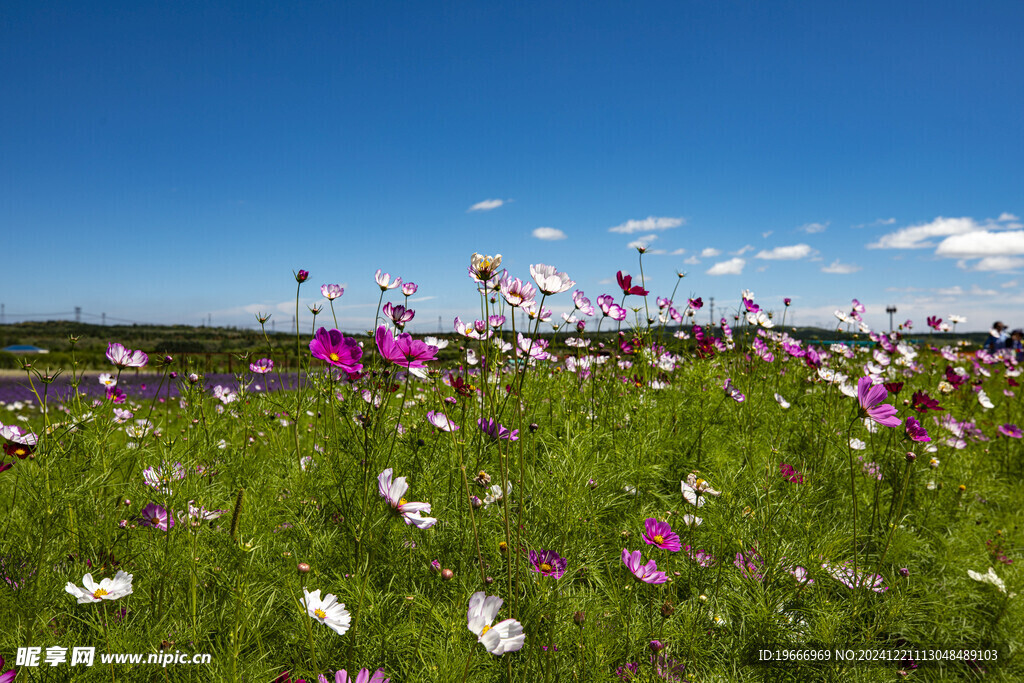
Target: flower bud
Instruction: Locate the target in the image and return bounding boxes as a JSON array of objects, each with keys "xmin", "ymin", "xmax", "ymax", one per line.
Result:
[
  {"xmin": 905, "ymin": 452, "xmax": 916, "ymax": 463},
  {"xmin": 297, "ymin": 562, "xmax": 310, "ymax": 574},
  {"xmin": 649, "ymin": 640, "xmax": 664, "ymax": 652},
  {"xmin": 573, "ymin": 610, "xmax": 586, "ymax": 625},
  {"xmin": 441, "ymin": 568, "xmax": 454, "ymax": 581},
  {"xmin": 660, "ymin": 601, "xmax": 675, "ymax": 618}
]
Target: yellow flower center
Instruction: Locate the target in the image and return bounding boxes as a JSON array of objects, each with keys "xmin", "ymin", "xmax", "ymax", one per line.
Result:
[
  {"xmin": 150, "ymin": 517, "xmax": 160, "ymax": 525},
  {"xmin": 540, "ymin": 563, "xmax": 552, "ymax": 572},
  {"xmin": 398, "ymin": 497, "xmax": 408, "ymax": 507},
  {"xmin": 314, "ymin": 608, "xmax": 326, "ymax": 619},
  {"xmin": 695, "ymin": 478, "xmax": 705, "ymax": 488},
  {"xmin": 653, "ymin": 534, "xmax": 664, "ymax": 545},
  {"xmin": 92, "ymin": 588, "xmax": 108, "ymax": 599},
  {"xmin": 480, "ymin": 625, "xmax": 491, "ymax": 635},
  {"xmin": 329, "ymin": 352, "xmax": 340, "ymax": 362}
]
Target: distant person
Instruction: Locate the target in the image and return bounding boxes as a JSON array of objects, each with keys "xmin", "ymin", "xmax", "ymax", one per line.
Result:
[
  {"xmin": 1010, "ymin": 329, "xmax": 1024, "ymax": 362},
  {"xmin": 985, "ymin": 321, "xmax": 1008, "ymax": 351}
]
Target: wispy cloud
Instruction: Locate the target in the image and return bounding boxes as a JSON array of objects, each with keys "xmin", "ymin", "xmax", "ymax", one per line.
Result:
[
  {"xmin": 852, "ymin": 217, "xmax": 896, "ymax": 229},
  {"xmin": 1002, "ymin": 280, "xmax": 1018, "ymax": 288},
  {"xmin": 532, "ymin": 226, "xmax": 567, "ymax": 241},
  {"xmin": 761, "ymin": 230, "xmax": 773, "ymax": 239},
  {"xmin": 627, "ymin": 233, "xmax": 658, "ymax": 249},
  {"xmin": 960, "ymin": 256, "xmax": 1024, "ymax": 272},
  {"xmin": 468, "ymin": 198, "xmax": 509, "ymax": 212},
  {"xmin": 608, "ymin": 216, "xmax": 684, "ymax": 234},
  {"xmin": 733, "ymin": 244, "xmax": 754, "ymax": 256},
  {"xmin": 706, "ymin": 257, "xmax": 745, "ymax": 276},
  {"xmin": 700, "ymin": 247, "xmax": 721, "ymax": 258},
  {"xmin": 684, "ymin": 255, "xmax": 700, "ymax": 265},
  {"xmin": 756, "ymin": 244, "xmax": 814, "ymax": 260},
  {"xmin": 821, "ymin": 259, "xmax": 862, "ymax": 274},
  {"xmin": 998, "ymin": 212, "xmax": 1020, "ymax": 222},
  {"xmin": 670, "ymin": 248, "xmax": 686, "ymax": 255},
  {"xmin": 868, "ymin": 216, "xmax": 984, "ymax": 249},
  {"xmin": 799, "ymin": 221, "xmax": 829, "ymax": 234}
]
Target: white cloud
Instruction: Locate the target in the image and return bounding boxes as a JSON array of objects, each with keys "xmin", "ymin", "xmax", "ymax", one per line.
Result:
[
  {"xmin": 647, "ymin": 248, "xmax": 667, "ymax": 255},
  {"xmin": 468, "ymin": 198, "xmax": 508, "ymax": 212},
  {"xmin": 756, "ymin": 244, "xmax": 814, "ymax": 260},
  {"xmin": 608, "ymin": 216, "xmax": 685, "ymax": 234},
  {"xmin": 966, "ymin": 256, "xmax": 1024, "ymax": 272},
  {"xmin": 998, "ymin": 213, "xmax": 1020, "ymax": 222},
  {"xmin": 670, "ymin": 248, "xmax": 686, "ymax": 255},
  {"xmin": 935, "ymin": 230, "xmax": 1024, "ymax": 257},
  {"xmin": 1001, "ymin": 280, "xmax": 1018, "ymax": 288},
  {"xmin": 532, "ymin": 226, "xmax": 567, "ymax": 241},
  {"xmin": 627, "ymin": 233, "xmax": 658, "ymax": 249},
  {"xmin": 733, "ymin": 244, "xmax": 754, "ymax": 256},
  {"xmin": 701, "ymin": 247, "xmax": 721, "ymax": 257},
  {"xmin": 935, "ymin": 286, "xmax": 964, "ymax": 296},
  {"xmin": 970, "ymin": 285, "xmax": 998, "ymax": 296},
  {"xmin": 852, "ymin": 217, "xmax": 896, "ymax": 229},
  {"xmin": 706, "ymin": 257, "xmax": 745, "ymax": 276},
  {"xmin": 683, "ymin": 255, "xmax": 700, "ymax": 265},
  {"xmin": 867, "ymin": 216, "xmax": 981, "ymax": 249},
  {"xmin": 799, "ymin": 221, "xmax": 829, "ymax": 234},
  {"xmin": 761, "ymin": 231, "xmax": 773, "ymax": 239},
  {"xmin": 821, "ymin": 259, "xmax": 862, "ymax": 274}
]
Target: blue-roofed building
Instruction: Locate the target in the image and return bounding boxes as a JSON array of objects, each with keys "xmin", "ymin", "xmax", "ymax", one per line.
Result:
[{"xmin": 1, "ymin": 345, "xmax": 49, "ymax": 354}]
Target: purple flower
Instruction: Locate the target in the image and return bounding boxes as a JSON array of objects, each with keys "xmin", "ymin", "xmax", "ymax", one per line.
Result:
[
  {"xmin": 734, "ymin": 548, "xmax": 764, "ymax": 581},
  {"xmin": 905, "ymin": 417, "xmax": 930, "ymax": 442},
  {"xmin": 383, "ymin": 302, "xmax": 415, "ymax": 328},
  {"xmin": 857, "ymin": 376, "xmax": 901, "ymax": 427},
  {"xmin": 401, "ymin": 282, "xmax": 418, "ymax": 297},
  {"xmin": 138, "ymin": 503, "xmax": 174, "ymax": 531},
  {"xmin": 642, "ymin": 518, "xmax": 681, "ymax": 552},
  {"xmin": 779, "ymin": 463, "xmax": 804, "ymax": 483},
  {"xmin": 320, "ymin": 283, "xmax": 344, "ymax": 300},
  {"xmin": 106, "ymin": 386, "xmax": 127, "ymax": 404},
  {"xmin": 250, "ymin": 358, "xmax": 274, "ymax": 374},
  {"xmin": 375, "ymin": 326, "xmax": 438, "ymax": 368},
  {"xmin": 309, "ymin": 328, "xmax": 364, "ymax": 373},
  {"xmin": 723, "ymin": 378, "xmax": 745, "ymax": 403},
  {"xmin": 295, "ymin": 269, "xmax": 309, "ymax": 283},
  {"xmin": 478, "ymin": 418, "xmax": 518, "ymax": 441},
  {"xmin": 998, "ymin": 423, "xmax": 1023, "ymax": 438},
  {"xmin": 621, "ymin": 549, "xmax": 668, "ymax": 584},
  {"xmin": 319, "ymin": 669, "xmax": 389, "ymax": 683},
  {"xmin": 683, "ymin": 545, "xmax": 716, "ymax": 567},
  {"xmin": 529, "ymin": 549, "xmax": 567, "ymax": 578}
]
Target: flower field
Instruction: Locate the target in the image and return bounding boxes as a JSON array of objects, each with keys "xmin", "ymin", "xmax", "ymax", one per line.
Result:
[{"xmin": 0, "ymin": 256, "xmax": 1021, "ymax": 682}]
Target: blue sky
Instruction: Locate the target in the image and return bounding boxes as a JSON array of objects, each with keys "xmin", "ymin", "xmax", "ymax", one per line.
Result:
[{"xmin": 3, "ymin": 1, "xmax": 1023, "ymax": 333}]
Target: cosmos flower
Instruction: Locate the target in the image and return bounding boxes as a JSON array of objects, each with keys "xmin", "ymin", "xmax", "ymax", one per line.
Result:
[
  {"xmin": 98, "ymin": 373, "xmax": 117, "ymax": 387},
  {"xmin": 0, "ymin": 655, "xmax": 14, "ymax": 683},
  {"xmin": 911, "ymin": 391, "xmax": 943, "ymax": 413},
  {"xmin": 856, "ymin": 376, "xmax": 901, "ymax": 428},
  {"xmin": 642, "ymin": 518, "xmax": 681, "ymax": 552},
  {"xmin": 302, "ymin": 588, "xmax": 352, "ymax": 635},
  {"xmin": 142, "ymin": 462, "xmax": 186, "ymax": 495},
  {"xmin": 401, "ymin": 282, "xmax": 418, "ymax": 296},
  {"xmin": 723, "ymin": 378, "xmax": 745, "ymax": 402},
  {"xmin": 382, "ymin": 302, "xmax": 415, "ymax": 328},
  {"xmin": 905, "ymin": 417, "xmax": 931, "ymax": 442},
  {"xmin": 774, "ymin": 393, "xmax": 791, "ymax": 409},
  {"xmin": 779, "ymin": 463, "xmax": 804, "ymax": 483},
  {"xmin": 65, "ymin": 570, "xmax": 134, "ymax": 604},
  {"xmin": 484, "ymin": 482, "xmax": 511, "ymax": 507},
  {"xmin": 998, "ymin": 424, "xmax": 1022, "ymax": 438},
  {"xmin": 378, "ymin": 468, "xmax": 437, "ymax": 529},
  {"xmin": 529, "ymin": 549, "xmax": 567, "ymax": 578},
  {"xmin": 106, "ymin": 343, "xmax": 148, "ymax": 369},
  {"xmin": 426, "ymin": 411, "xmax": 459, "ymax": 432},
  {"xmin": 530, "ymin": 263, "xmax": 575, "ymax": 295},
  {"xmin": 467, "ymin": 591, "xmax": 525, "ymax": 655},
  {"xmin": 374, "ymin": 269, "xmax": 402, "ymax": 291},
  {"xmin": 621, "ymin": 549, "xmax": 668, "ymax": 584},
  {"xmin": 616, "ymin": 271, "xmax": 648, "ymax": 296},
  {"xmin": 478, "ymin": 418, "xmax": 518, "ymax": 441},
  {"xmin": 321, "ymin": 284, "xmax": 344, "ymax": 300},
  {"xmin": 468, "ymin": 253, "xmax": 503, "ymax": 282},
  {"xmin": 681, "ymin": 474, "xmax": 720, "ymax": 507},
  {"xmin": 250, "ymin": 358, "xmax": 274, "ymax": 374},
  {"xmin": 139, "ymin": 503, "xmax": 174, "ymax": 531},
  {"xmin": 319, "ymin": 670, "xmax": 389, "ymax": 683},
  {"xmin": 822, "ymin": 561, "xmax": 888, "ymax": 592},
  {"xmin": 500, "ymin": 277, "xmax": 537, "ymax": 308},
  {"xmin": 967, "ymin": 567, "xmax": 1012, "ymax": 595},
  {"xmin": 310, "ymin": 328, "xmax": 364, "ymax": 373},
  {"xmin": 374, "ymin": 325, "xmax": 438, "ymax": 369}
]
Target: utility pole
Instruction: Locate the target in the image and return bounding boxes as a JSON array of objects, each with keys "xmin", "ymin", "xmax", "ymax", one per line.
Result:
[
  {"xmin": 886, "ymin": 305, "xmax": 897, "ymax": 333},
  {"xmin": 1, "ymin": 304, "xmax": 4, "ymax": 324},
  {"xmin": 75, "ymin": 306, "xmax": 81, "ymax": 323},
  {"xmin": 101, "ymin": 312, "xmax": 106, "ymax": 326},
  {"xmin": 709, "ymin": 297, "xmax": 715, "ymax": 326}
]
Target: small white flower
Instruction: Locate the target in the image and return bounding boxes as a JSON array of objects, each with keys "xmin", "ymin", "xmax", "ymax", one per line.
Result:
[
  {"xmin": 849, "ymin": 438, "xmax": 867, "ymax": 450},
  {"xmin": 302, "ymin": 588, "xmax": 352, "ymax": 635},
  {"xmin": 967, "ymin": 567, "xmax": 1013, "ymax": 596},
  {"xmin": 774, "ymin": 393, "xmax": 790, "ymax": 409},
  {"xmin": 978, "ymin": 390, "xmax": 994, "ymax": 410},
  {"xmin": 467, "ymin": 591, "xmax": 525, "ymax": 655},
  {"xmin": 65, "ymin": 571, "xmax": 134, "ymax": 604}
]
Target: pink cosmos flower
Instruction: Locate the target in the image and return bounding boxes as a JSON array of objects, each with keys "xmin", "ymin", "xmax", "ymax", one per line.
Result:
[
  {"xmin": 616, "ymin": 271, "xmax": 648, "ymax": 297},
  {"xmin": 319, "ymin": 669, "xmax": 389, "ymax": 683},
  {"xmin": 426, "ymin": 411, "xmax": 459, "ymax": 432},
  {"xmin": 723, "ymin": 378, "xmax": 745, "ymax": 403},
  {"xmin": 321, "ymin": 284, "xmax": 344, "ymax": 300},
  {"xmin": 822, "ymin": 561, "xmax": 889, "ymax": 592},
  {"xmin": 500, "ymin": 277, "xmax": 537, "ymax": 308},
  {"xmin": 529, "ymin": 549, "xmax": 567, "ymax": 578},
  {"xmin": 905, "ymin": 416, "xmax": 931, "ymax": 442},
  {"xmin": 378, "ymin": 468, "xmax": 436, "ymax": 529},
  {"xmin": 382, "ymin": 302, "xmax": 415, "ymax": 328},
  {"xmin": 621, "ymin": 549, "xmax": 668, "ymax": 584},
  {"xmin": 683, "ymin": 545, "xmax": 716, "ymax": 567},
  {"xmin": 375, "ymin": 325, "xmax": 438, "ymax": 368},
  {"xmin": 688, "ymin": 297, "xmax": 703, "ymax": 311},
  {"xmin": 374, "ymin": 269, "xmax": 402, "ymax": 291},
  {"xmin": 106, "ymin": 386, "xmax": 126, "ymax": 404},
  {"xmin": 249, "ymin": 358, "xmax": 274, "ymax": 374},
  {"xmin": 310, "ymin": 328, "xmax": 364, "ymax": 373},
  {"xmin": 642, "ymin": 518, "xmax": 681, "ymax": 552},
  {"xmin": 401, "ymin": 282, "xmax": 418, "ymax": 296},
  {"xmin": 926, "ymin": 316, "xmax": 942, "ymax": 331},
  {"xmin": 530, "ymin": 263, "xmax": 575, "ymax": 295},
  {"xmin": 998, "ymin": 423, "xmax": 1022, "ymax": 438},
  {"xmin": 856, "ymin": 376, "xmax": 901, "ymax": 427},
  {"xmin": 573, "ymin": 290, "xmax": 595, "ymax": 316},
  {"xmin": 478, "ymin": 418, "xmax": 519, "ymax": 441},
  {"xmin": 295, "ymin": 269, "xmax": 309, "ymax": 283},
  {"xmin": 139, "ymin": 503, "xmax": 174, "ymax": 531},
  {"xmin": 0, "ymin": 655, "xmax": 16, "ymax": 683},
  {"xmin": 106, "ymin": 343, "xmax": 149, "ymax": 369}
]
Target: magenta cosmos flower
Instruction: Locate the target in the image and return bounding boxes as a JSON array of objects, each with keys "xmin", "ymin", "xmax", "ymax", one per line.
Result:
[
  {"xmin": 249, "ymin": 358, "xmax": 274, "ymax": 374},
  {"xmin": 138, "ymin": 503, "xmax": 174, "ymax": 531},
  {"xmin": 310, "ymin": 328, "xmax": 364, "ymax": 373},
  {"xmin": 529, "ymin": 549, "xmax": 567, "ymax": 578},
  {"xmin": 382, "ymin": 302, "xmax": 415, "ymax": 328},
  {"xmin": 374, "ymin": 325, "xmax": 437, "ymax": 368},
  {"xmin": 856, "ymin": 376, "xmax": 901, "ymax": 427},
  {"xmin": 998, "ymin": 423, "xmax": 1023, "ymax": 438},
  {"xmin": 905, "ymin": 416, "xmax": 931, "ymax": 442},
  {"xmin": 106, "ymin": 343, "xmax": 148, "ymax": 369},
  {"xmin": 642, "ymin": 518, "xmax": 681, "ymax": 552},
  {"xmin": 478, "ymin": 418, "xmax": 518, "ymax": 441},
  {"xmin": 621, "ymin": 549, "xmax": 668, "ymax": 584},
  {"xmin": 319, "ymin": 669, "xmax": 389, "ymax": 683},
  {"xmin": 616, "ymin": 271, "xmax": 648, "ymax": 296},
  {"xmin": 0, "ymin": 655, "xmax": 15, "ymax": 683}
]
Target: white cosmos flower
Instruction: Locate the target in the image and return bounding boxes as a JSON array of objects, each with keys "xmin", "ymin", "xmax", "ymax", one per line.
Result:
[
  {"xmin": 978, "ymin": 390, "xmax": 994, "ymax": 410},
  {"xmin": 466, "ymin": 592, "xmax": 525, "ymax": 655},
  {"xmin": 98, "ymin": 373, "xmax": 117, "ymax": 387},
  {"xmin": 65, "ymin": 571, "xmax": 134, "ymax": 604},
  {"xmin": 774, "ymin": 393, "xmax": 790, "ymax": 409},
  {"xmin": 839, "ymin": 382, "xmax": 857, "ymax": 398},
  {"xmin": 378, "ymin": 468, "xmax": 436, "ymax": 529},
  {"xmin": 529, "ymin": 263, "xmax": 575, "ymax": 295},
  {"xmin": 967, "ymin": 567, "xmax": 1013, "ymax": 596},
  {"xmin": 849, "ymin": 438, "xmax": 867, "ymax": 450},
  {"xmin": 423, "ymin": 336, "xmax": 449, "ymax": 350},
  {"xmin": 302, "ymin": 588, "xmax": 352, "ymax": 635},
  {"xmin": 484, "ymin": 482, "xmax": 511, "ymax": 508}
]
